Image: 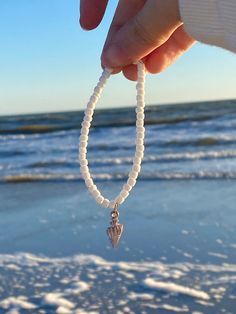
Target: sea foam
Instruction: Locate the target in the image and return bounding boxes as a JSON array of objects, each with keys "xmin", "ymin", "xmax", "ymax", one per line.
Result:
[{"xmin": 0, "ymin": 252, "xmax": 235, "ymax": 313}]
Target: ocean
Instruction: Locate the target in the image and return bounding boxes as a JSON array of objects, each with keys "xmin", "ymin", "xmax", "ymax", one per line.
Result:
[{"xmin": 0, "ymin": 99, "xmax": 236, "ymax": 313}]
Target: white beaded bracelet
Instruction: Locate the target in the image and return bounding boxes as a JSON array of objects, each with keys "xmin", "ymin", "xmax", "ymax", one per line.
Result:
[{"xmin": 79, "ymin": 61, "xmax": 146, "ymax": 247}]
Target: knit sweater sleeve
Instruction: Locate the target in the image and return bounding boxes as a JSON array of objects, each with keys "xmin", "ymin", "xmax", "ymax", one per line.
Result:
[{"xmin": 178, "ymin": 0, "xmax": 236, "ymax": 53}]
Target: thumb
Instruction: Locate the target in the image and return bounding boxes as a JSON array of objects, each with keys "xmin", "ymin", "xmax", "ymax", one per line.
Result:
[{"xmin": 102, "ymin": 0, "xmax": 181, "ymax": 69}]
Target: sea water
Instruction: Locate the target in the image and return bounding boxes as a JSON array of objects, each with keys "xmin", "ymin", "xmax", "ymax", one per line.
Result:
[{"xmin": 0, "ymin": 100, "xmax": 236, "ymax": 313}]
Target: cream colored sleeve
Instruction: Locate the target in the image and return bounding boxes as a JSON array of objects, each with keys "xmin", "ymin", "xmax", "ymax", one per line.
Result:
[{"xmin": 179, "ymin": 0, "xmax": 236, "ymax": 53}]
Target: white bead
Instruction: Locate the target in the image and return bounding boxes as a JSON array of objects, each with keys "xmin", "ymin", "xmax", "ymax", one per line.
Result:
[
  {"xmin": 137, "ymin": 132, "xmax": 145, "ymax": 139},
  {"xmin": 108, "ymin": 200, "xmax": 116, "ymax": 209},
  {"xmin": 132, "ymin": 164, "xmax": 141, "ymax": 172},
  {"xmin": 84, "ymin": 115, "xmax": 92, "ymax": 123},
  {"xmin": 127, "ymin": 177, "xmax": 136, "ymax": 187},
  {"xmin": 87, "ymin": 103, "xmax": 96, "ymax": 111},
  {"xmin": 136, "ymin": 102, "xmax": 144, "ymax": 108},
  {"xmin": 118, "ymin": 196, "xmax": 125, "ymax": 204},
  {"xmin": 129, "ymin": 171, "xmax": 138, "ymax": 180},
  {"xmin": 135, "ymin": 151, "xmax": 144, "ymax": 159},
  {"xmin": 81, "ymin": 129, "xmax": 89, "ymax": 136},
  {"xmin": 86, "ymin": 108, "xmax": 93, "ymax": 116},
  {"xmin": 137, "ymin": 87, "xmax": 145, "ymax": 93},
  {"xmin": 120, "ymin": 190, "xmax": 129, "ymax": 199},
  {"xmin": 94, "ymin": 86, "xmax": 101, "ymax": 94},
  {"xmin": 137, "ymin": 109, "xmax": 144, "ymax": 114},
  {"xmin": 137, "ymin": 112, "xmax": 144, "ymax": 119},
  {"xmin": 79, "ymin": 147, "xmax": 87, "ymax": 155},
  {"xmin": 102, "ymin": 198, "xmax": 110, "ymax": 208},
  {"xmin": 96, "ymin": 195, "xmax": 104, "ymax": 204},
  {"xmin": 80, "ymin": 159, "xmax": 88, "ymax": 166},
  {"xmin": 81, "ymin": 121, "xmax": 90, "ymax": 128},
  {"xmin": 89, "ymin": 95, "xmax": 98, "ymax": 102},
  {"xmin": 80, "ymin": 165, "xmax": 88, "ymax": 173},
  {"xmin": 82, "ymin": 174, "xmax": 90, "ymax": 182},
  {"xmin": 94, "ymin": 190, "xmax": 101, "ymax": 198},
  {"xmin": 135, "ymin": 138, "xmax": 143, "ymax": 145},
  {"xmin": 79, "ymin": 156, "xmax": 86, "ymax": 161},
  {"xmin": 123, "ymin": 183, "xmax": 132, "ymax": 192},
  {"xmin": 137, "ymin": 126, "xmax": 145, "ymax": 133},
  {"xmin": 133, "ymin": 157, "xmax": 142, "ymax": 165},
  {"xmin": 80, "ymin": 135, "xmax": 88, "ymax": 142},
  {"xmin": 79, "ymin": 141, "xmax": 87, "ymax": 148},
  {"xmin": 85, "ymin": 178, "xmax": 93, "ymax": 187},
  {"xmin": 136, "ymin": 120, "xmax": 144, "ymax": 127},
  {"xmin": 79, "ymin": 154, "xmax": 85, "ymax": 161},
  {"xmin": 88, "ymin": 185, "xmax": 96, "ymax": 193},
  {"xmin": 136, "ymin": 83, "xmax": 143, "ymax": 89},
  {"xmin": 137, "ymin": 144, "xmax": 145, "ymax": 151},
  {"xmin": 91, "ymin": 189, "xmax": 101, "ymax": 198},
  {"xmin": 79, "ymin": 149, "xmax": 86, "ymax": 155},
  {"xmin": 79, "ymin": 61, "xmax": 146, "ymax": 208}
]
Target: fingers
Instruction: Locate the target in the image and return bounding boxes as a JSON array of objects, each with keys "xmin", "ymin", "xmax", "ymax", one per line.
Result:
[
  {"xmin": 101, "ymin": 0, "xmax": 146, "ymax": 74},
  {"xmin": 103, "ymin": 0, "xmax": 146, "ymax": 51},
  {"xmin": 102, "ymin": 0, "xmax": 182, "ymax": 69},
  {"xmin": 145, "ymin": 25, "xmax": 195, "ymax": 73},
  {"xmin": 122, "ymin": 26, "xmax": 195, "ymax": 81},
  {"xmin": 80, "ymin": 0, "xmax": 108, "ymax": 30}
]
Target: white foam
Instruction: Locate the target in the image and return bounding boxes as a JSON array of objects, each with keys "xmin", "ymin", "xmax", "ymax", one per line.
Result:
[
  {"xmin": 65, "ymin": 281, "xmax": 90, "ymax": 295},
  {"xmin": 43, "ymin": 293, "xmax": 75, "ymax": 309},
  {"xmin": 6, "ymin": 310, "xmax": 20, "ymax": 314},
  {"xmin": 56, "ymin": 306, "xmax": 72, "ymax": 314},
  {"xmin": 74, "ymin": 310, "xmax": 99, "ymax": 314},
  {"xmin": 0, "ymin": 296, "xmax": 36, "ymax": 310},
  {"xmin": 118, "ymin": 271, "xmax": 135, "ymax": 279},
  {"xmin": 157, "ymin": 304, "xmax": 189, "ymax": 312},
  {"xmin": 208, "ymin": 252, "xmax": 228, "ymax": 259},
  {"xmin": 128, "ymin": 292, "xmax": 154, "ymax": 301},
  {"xmin": 1, "ymin": 252, "xmax": 236, "ymax": 313},
  {"xmin": 90, "ymin": 149, "xmax": 236, "ymax": 165},
  {"xmin": 143, "ymin": 278, "xmax": 210, "ymax": 300},
  {"xmin": 5, "ymin": 264, "xmax": 20, "ymax": 271}
]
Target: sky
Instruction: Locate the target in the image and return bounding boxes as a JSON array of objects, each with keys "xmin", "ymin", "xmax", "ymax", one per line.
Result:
[{"xmin": 0, "ymin": 0, "xmax": 236, "ymax": 116}]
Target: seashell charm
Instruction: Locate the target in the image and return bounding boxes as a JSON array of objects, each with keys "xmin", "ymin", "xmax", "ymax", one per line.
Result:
[{"xmin": 107, "ymin": 204, "xmax": 124, "ymax": 248}]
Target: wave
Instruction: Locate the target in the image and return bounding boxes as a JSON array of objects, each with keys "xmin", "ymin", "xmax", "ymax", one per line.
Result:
[
  {"xmin": 0, "ymin": 252, "xmax": 234, "ymax": 312},
  {"xmin": 20, "ymin": 150, "xmax": 236, "ymax": 170},
  {"xmin": 3, "ymin": 170, "xmax": 236, "ymax": 183},
  {"xmin": 1, "ymin": 135, "xmax": 236, "ymax": 161},
  {"xmin": 90, "ymin": 150, "xmax": 236, "ymax": 165},
  {"xmin": 1, "ymin": 100, "xmax": 236, "ymax": 134}
]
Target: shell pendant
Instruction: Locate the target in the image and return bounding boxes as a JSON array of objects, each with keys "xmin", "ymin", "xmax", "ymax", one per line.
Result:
[{"xmin": 107, "ymin": 204, "xmax": 123, "ymax": 248}]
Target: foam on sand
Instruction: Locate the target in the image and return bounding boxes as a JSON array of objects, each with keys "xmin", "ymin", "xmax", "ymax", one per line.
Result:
[
  {"xmin": 0, "ymin": 252, "xmax": 235, "ymax": 313},
  {"xmin": 156, "ymin": 304, "xmax": 189, "ymax": 312},
  {"xmin": 143, "ymin": 278, "xmax": 210, "ymax": 300},
  {"xmin": 43, "ymin": 293, "xmax": 75, "ymax": 309},
  {"xmin": 0, "ymin": 296, "xmax": 36, "ymax": 310}
]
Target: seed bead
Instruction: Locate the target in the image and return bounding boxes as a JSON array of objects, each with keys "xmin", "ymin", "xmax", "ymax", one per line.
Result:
[{"xmin": 79, "ymin": 61, "xmax": 146, "ymax": 208}]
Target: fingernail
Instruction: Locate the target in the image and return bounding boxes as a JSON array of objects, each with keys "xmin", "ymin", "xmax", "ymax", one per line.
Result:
[{"xmin": 103, "ymin": 45, "xmax": 122, "ymax": 68}]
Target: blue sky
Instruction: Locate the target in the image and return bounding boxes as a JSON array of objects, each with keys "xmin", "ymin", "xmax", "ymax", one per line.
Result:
[{"xmin": 0, "ymin": 0, "xmax": 236, "ymax": 115}]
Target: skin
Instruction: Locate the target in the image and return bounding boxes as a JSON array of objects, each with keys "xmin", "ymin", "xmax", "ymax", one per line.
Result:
[{"xmin": 80, "ymin": 0, "xmax": 195, "ymax": 81}]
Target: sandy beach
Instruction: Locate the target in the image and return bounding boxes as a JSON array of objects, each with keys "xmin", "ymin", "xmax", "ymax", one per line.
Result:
[
  {"xmin": 0, "ymin": 180, "xmax": 236, "ymax": 313},
  {"xmin": 1, "ymin": 101, "xmax": 236, "ymax": 313}
]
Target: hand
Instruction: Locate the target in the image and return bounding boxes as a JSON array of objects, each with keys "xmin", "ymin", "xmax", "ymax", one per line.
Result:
[{"xmin": 80, "ymin": 0, "xmax": 195, "ymax": 80}]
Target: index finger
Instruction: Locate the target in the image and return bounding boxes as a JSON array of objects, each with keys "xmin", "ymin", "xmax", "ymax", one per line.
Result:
[
  {"xmin": 103, "ymin": 0, "xmax": 146, "ymax": 52},
  {"xmin": 101, "ymin": 0, "xmax": 145, "ymax": 73},
  {"xmin": 80, "ymin": 0, "xmax": 108, "ymax": 30}
]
